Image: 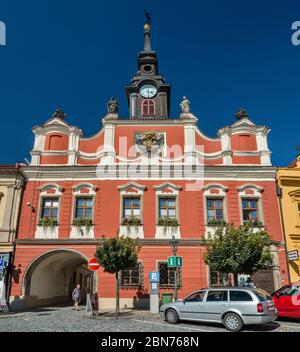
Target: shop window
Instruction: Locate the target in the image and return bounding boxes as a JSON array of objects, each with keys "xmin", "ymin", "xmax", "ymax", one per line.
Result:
[
  {"xmin": 158, "ymin": 261, "xmax": 182, "ymax": 288},
  {"xmin": 120, "ymin": 263, "xmax": 143, "ymax": 288},
  {"xmin": 209, "ymin": 269, "xmax": 232, "ymax": 286}
]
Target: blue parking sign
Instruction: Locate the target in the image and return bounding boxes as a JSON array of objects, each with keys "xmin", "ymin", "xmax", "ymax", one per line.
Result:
[{"xmin": 149, "ymin": 271, "xmax": 160, "ymax": 283}]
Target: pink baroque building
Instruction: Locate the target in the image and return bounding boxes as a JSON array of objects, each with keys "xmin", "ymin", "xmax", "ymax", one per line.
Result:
[{"xmin": 10, "ymin": 18, "xmax": 288, "ymax": 310}]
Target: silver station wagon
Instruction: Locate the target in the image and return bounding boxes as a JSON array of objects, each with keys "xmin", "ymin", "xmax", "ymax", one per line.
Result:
[{"xmin": 160, "ymin": 287, "xmax": 277, "ymax": 332}]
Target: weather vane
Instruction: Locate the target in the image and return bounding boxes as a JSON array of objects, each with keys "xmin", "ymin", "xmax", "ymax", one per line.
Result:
[{"xmin": 144, "ymin": 9, "xmax": 151, "ymax": 25}]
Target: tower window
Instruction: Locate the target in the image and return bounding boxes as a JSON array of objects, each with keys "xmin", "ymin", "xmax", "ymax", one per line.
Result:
[{"xmin": 142, "ymin": 99, "xmax": 155, "ymax": 116}]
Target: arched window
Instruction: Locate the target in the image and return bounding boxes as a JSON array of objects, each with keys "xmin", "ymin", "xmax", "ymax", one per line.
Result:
[{"xmin": 142, "ymin": 100, "xmax": 155, "ymax": 117}]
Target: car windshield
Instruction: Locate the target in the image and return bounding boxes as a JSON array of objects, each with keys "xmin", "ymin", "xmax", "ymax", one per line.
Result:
[
  {"xmin": 254, "ymin": 289, "xmax": 272, "ymax": 302},
  {"xmin": 276, "ymin": 285, "xmax": 300, "ymax": 296}
]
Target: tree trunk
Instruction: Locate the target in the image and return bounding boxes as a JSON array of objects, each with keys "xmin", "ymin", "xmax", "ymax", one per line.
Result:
[
  {"xmin": 115, "ymin": 271, "xmax": 120, "ymax": 319},
  {"xmin": 233, "ymin": 273, "xmax": 239, "ymax": 287}
]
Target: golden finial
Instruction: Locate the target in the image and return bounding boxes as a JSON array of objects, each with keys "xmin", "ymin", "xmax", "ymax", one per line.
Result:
[{"xmin": 144, "ymin": 9, "xmax": 151, "ymax": 32}]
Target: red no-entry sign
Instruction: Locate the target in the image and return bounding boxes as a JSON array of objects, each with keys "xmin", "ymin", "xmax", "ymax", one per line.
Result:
[{"xmin": 88, "ymin": 258, "xmax": 100, "ymax": 271}]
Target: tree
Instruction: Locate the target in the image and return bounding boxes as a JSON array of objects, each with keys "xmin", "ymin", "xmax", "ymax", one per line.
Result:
[
  {"xmin": 95, "ymin": 236, "xmax": 141, "ymax": 318},
  {"xmin": 202, "ymin": 224, "xmax": 273, "ymax": 286}
]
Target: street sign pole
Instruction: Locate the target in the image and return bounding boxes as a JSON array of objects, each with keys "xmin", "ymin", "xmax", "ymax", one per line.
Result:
[
  {"xmin": 174, "ymin": 265, "xmax": 178, "ymax": 302},
  {"xmin": 149, "ymin": 272, "xmax": 160, "ymax": 314}
]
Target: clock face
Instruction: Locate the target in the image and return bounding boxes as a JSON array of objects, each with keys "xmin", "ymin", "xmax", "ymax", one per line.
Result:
[{"xmin": 139, "ymin": 84, "xmax": 157, "ymax": 98}]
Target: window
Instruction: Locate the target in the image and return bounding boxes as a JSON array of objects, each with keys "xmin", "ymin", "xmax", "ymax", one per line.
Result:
[
  {"xmin": 242, "ymin": 199, "xmax": 259, "ymax": 223},
  {"xmin": 142, "ymin": 100, "xmax": 155, "ymax": 116},
  {"xmin": 255, "ymin": 289, "xmax": 272, "ymax": 302},
  {"xmin": 209, "ymin": 270, "xmax": 232, "ymax": 286},
  {"xmin": 276, "ymin": 285, "xmax": 300, "ymax": 297},
  {"xmin": 207, "ymin": 198, "xmax": 224, "ymax": 222},
  {"xmin": 298, "ymin": 203, "xmax": 300, "ymax": 217},
  {"xmin": 185, "ymin": 291, "xmax": 205, "ymax": 303},
  {"xmin": 158, "ymin": 262, "xmax": 182, "ymax": 288},
  {"xmin": 159, "ymin": 197, "xmax": 176, "ymax": 218},
  {"xmin": 75, "ymin": 198, "xmax": 93, "ymax": 218},
  {"xmin": 41, "ymin": 197, "xmax": 59, "ymax": 219},
  {"xmin": 123, "ymin": 197, "xmax": 141, "ymax": 218},
  {"xmin": 206, "ymin": 290, "xmax": 228, "ymax": 302},
  {"xmin": 230, "ymin": 291, "xmax": 253, "ymax": 302},
  {"xmin": 120, "ymin": 263, "xmax": 143, "ymax": 287}
]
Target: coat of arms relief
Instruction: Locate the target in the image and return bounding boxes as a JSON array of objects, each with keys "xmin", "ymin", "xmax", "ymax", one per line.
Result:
[{"xmin": 134, "ymin": 131, "xmax": 165, "ymax": 157}]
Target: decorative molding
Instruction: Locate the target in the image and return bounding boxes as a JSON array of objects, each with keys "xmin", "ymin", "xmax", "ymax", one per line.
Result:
[
  {"xmin": 38, "ymin": 183, "xmax": 65, "ymax": 194},
  {"xmin": 118, "ymin": 181, "xmax": 147, "ymax": 192},
  {"xmin": 72, "ymin": 183, "xmax": 98, "ymax": 193},
  {"xmin": 202, "ymin": 183, "xmax": 228, "ymax": 192},
  {"xmin": 153, "ymin": 182, "xmax": 182, "ymax": 192},
  {"xmin": 237, "ymin": 184, "xmax": 264, "ymax": 193}
]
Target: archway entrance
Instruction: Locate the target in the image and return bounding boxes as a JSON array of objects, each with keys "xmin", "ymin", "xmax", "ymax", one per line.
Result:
[{"xmin": 22, "ymin": 249, "xmax": 97, "ymax": 308}]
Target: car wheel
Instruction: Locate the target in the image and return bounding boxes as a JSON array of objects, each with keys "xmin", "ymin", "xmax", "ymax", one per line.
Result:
[
  {"xmin": 166, "ymin": 309, "xmax": 180, "ymax": 324},
  {"xmin": 223, "ymin": 313, "xmax": 244, "ymax": 332}
]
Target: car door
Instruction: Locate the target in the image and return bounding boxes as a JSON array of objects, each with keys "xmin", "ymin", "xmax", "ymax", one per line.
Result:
[
  {"xmin": 202, "ymin": 290, "xmax": 229, "ymax": 322},
  {"xmin": 178, "ymin": 291, "xmax": 206, "ymax": 321},
  {"xmin": 274, "ymin": 284, "xmax": 300, "ymax": 317},
  {"xmin": 273, "ymin": 285, "xmax": 294, "ymax": 317}
]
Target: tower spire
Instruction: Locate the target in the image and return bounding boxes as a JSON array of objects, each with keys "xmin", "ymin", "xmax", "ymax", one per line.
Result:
[{"xmin": 144, "ymin": 10, "xmax": 151, "ymax": 51}]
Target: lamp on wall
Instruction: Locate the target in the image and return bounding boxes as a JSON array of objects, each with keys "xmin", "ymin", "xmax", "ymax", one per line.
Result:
[{"xmin": 27, "ymin": 202, "xmax": 35, "ymax": 213}]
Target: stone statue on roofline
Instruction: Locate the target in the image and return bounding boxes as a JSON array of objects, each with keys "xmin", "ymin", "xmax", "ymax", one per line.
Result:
[
  {"xmin": 52, "ymin": 108, "xmax": 67, "ymax": 120},
  {"xmin": 102, "ymin": 97, "xmax": 119, "ymax": 122},
  {"xmin": 180, "ymin": 96, "xmax": 190, "ymax": 113},
  {"xmin": 179, "ymin": 96, "xmax": 197, "ymax": 122},
  {"xmin": 235, "ymin": 108, "xmax": 249, "ymax": 120},
  {"xmin": 107, "ymin": 97, "xmax": 119, "ymax": 114}
]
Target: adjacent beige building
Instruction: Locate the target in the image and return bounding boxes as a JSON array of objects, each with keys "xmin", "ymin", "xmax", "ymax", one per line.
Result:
[{"xmin": 0, "ymin": 165, "xmax": 25, "ymax": 293}]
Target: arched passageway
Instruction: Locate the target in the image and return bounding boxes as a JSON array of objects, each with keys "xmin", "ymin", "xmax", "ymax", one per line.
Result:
[{"xmin": 21, "ymin": 249, "xmax": 97, "ymax": 308}]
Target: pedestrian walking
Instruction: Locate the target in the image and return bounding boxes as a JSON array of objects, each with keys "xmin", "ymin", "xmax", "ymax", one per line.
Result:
[{"xmin": 72, "ymin": 284, "xmax": 82, "ymax": 311}]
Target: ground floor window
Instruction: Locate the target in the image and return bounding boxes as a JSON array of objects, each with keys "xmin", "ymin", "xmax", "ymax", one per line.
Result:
[
  {"xmin": 209, "ymin": 269, "xmax": 232, "ymax": 286},
  {"xmin": 120, "ymin": 263, "xmax": 143, "ymax": 288},
  {"xmin": 158, "ymin": 261, "xmax": 182, "ymax": 288}
]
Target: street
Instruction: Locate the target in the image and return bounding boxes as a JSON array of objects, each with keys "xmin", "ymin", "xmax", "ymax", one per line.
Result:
[{"xmin": 0, "ymin": 306, "xmax": 300, "ymax": 332}]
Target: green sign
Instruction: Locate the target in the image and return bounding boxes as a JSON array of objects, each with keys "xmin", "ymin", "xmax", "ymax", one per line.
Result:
[
  {"xmin": 176, "ymin": 256, "xmax": 183, "ymax": 267},
  {"xmin": 168, "ymin": 256, "xmax": 176, "ymax": 267},
  {"xmin": 168, "ymin": 256, "xmax": 183, "ymax": 267}
]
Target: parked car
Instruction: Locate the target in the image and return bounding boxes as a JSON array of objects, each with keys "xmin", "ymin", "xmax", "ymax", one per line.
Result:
[
  {"xmin": 272, "ymin": 282, "xmax": 300, "ymax": 318},
  {"xmin": 159, "ymin": 287, "xmax": 277, "ymax": 332}
]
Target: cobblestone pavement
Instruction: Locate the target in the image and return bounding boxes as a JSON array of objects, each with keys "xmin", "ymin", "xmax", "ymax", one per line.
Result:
[{"xmin": 0, "ymin": 306, "xmax": 300, "ymax": 332}]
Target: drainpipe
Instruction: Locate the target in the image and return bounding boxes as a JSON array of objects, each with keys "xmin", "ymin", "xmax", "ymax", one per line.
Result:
[{"xmin": 276, "ymin": 185, "xmax": 291, "ymax": 283}]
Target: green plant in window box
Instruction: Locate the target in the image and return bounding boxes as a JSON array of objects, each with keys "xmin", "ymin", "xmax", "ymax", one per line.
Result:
[
  {"xmin": 207, "ymin": 219, "xmax": 227, "ymax": 227},
  {"xmin": 158, "ymin": 217, "xmax": 179, "ymax": 227},
  {"xmin": 73, "ymin": 217, "xmax": 93, "ymax": 229},
  {"xmin": 243, "ymin": 220, "xmax": 263, "ymax": 228},
  {"xmin": 38, "ymin": 217, "xmax": 58, "ymax": 228},
  {"xmin": 121, "ymin": 217, "xmax": 142, "ymax": 227}
]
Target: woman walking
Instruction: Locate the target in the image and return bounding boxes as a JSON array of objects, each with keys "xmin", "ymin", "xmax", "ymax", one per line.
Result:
[{"xmin": 72, "ymin": 284, "xmax": 82, "ymax": 311}]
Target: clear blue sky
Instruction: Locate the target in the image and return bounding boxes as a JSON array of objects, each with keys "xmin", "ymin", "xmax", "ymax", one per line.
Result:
[{"xmin": 0, "ymin": 0, "xmax": 299, "ymax": 166}]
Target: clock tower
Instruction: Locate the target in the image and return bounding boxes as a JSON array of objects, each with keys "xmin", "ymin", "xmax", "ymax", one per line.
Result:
[{"xmin": 125, "ymin": 13, "xmax": 171, "ymax": 120}]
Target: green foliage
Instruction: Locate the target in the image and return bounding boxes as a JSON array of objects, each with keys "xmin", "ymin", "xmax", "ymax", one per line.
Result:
[
  {"xmin": 95, "ymin": 236, "xmax": 141, "ymax": 318},
  {"xmin": 202, "ymin": 224, "xmax": 273, "ymax": 278},
  {"xmin": 38, "ymin": 217, "xmax": 58, "ymax": 228},
  {"xmin": 73, "ymin": 217, "xmax": 93, "ymax": 229},
  {"xmin": 243, "ymin": 220, "xmax": 263, "ymax": 228},
  {"xmin": 158, "ymin": 217, "xmax": 179, "ymax": 227},
  {"xmin": 121, "ymin": 216, "xmax": 142, "ymax": 227},
  {"xmin": 207, "ymin": 219, "xmax": 227, "ymax": 226},
  {"xmin": 95, "ymin": 236, "xmax": 141, "ymax": 274}
]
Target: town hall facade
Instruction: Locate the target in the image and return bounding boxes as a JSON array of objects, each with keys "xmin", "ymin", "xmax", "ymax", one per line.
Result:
[{"xmin": 9, "ymin": 17, "xmax": 288, "ymax": 310}]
